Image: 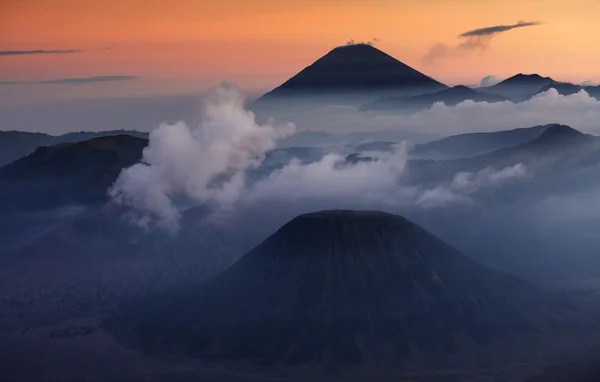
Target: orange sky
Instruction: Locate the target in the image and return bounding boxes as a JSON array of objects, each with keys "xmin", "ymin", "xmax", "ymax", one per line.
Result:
[{"xmin": 1, "ymin": 0, "xmax": 599, "ymax": 101}]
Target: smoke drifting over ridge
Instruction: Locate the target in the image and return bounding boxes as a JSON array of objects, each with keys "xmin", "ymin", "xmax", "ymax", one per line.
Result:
[
  {"xmin": 480, "ymin": 75, "xmax": 501, "ymax": 87},
  {"xmin": 346, "ymin": 37, "xmax": 381, "ymax": 46},
  {"xmin": 109, "ymin": 82, "xmax": 294, "ymax": 232},
  {"xmin": 424, "ymin": 21, "xmax": 541, "ymax": 64},
  {"xmin": 110, "ymin": 84, "xmax": 530, "ymax": 232}
]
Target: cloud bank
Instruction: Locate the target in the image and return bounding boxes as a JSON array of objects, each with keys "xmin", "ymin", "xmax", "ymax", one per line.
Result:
[
  {"xmin": 263, "ymin": 88, "xmax": 600, "ymax": 137},
  {"xmin": 110, "ymin": 84, "xmax": 535, "ymax": 232}
]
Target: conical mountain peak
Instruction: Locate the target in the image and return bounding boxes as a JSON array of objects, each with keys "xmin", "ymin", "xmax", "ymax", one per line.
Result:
[
  {"xmin": 105, "ymin": 210, "xmax": 578, "ymax": 365},
  {"xmin": 257, "ymin": 45, "xmax": 447, "ymax": 101}
]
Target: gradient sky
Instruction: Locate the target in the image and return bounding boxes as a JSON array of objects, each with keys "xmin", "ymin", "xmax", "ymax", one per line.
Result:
[{"xmin": 1, "ymin": 0, "xmax": 599, "ymax": 104}]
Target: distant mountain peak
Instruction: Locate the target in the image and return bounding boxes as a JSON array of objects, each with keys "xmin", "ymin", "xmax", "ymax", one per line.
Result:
[
  {"xmin": 451, "ymin": 85, "xmax": 474, "ymax": 91},
  {"xmin": 256, "ymin": 45, "xmax": 447, "ymax": 101},
  {"xmin": 537, "ymin": 124, "xmax": 583, "ymax": 138},
  {"xmin": 497, "ymin": 73, "xmax": 555, "ymax": 86},
  {"xmin": 528, "ymin": 124, "xmax": 590, "ymax": 147},
  {"xmin": 106, "ymin": 209, "xmax": 578, "ymax": 365}
]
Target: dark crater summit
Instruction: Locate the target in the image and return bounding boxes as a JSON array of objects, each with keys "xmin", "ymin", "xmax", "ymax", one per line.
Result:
[{"xmin": 104, "ymin": 210, "xmax": 583, "ymax": 365}]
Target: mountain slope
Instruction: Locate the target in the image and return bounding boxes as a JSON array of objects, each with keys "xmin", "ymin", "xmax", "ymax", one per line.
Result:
[
  {"xmin": 256, "ymin": 44, "xmax": 447, "ymax": 103},
  {"xmin": 0, "ymin": 135, "xmax": 148, "ymax": 210},
  {"xmin": 479, "ymin": 74, "xmax": 558, "ymax": 101},
  {"xmin": 412, "ymin": 125, "xmax": 551, "ymax": 160},
  {"xmin": 105, "ymin": 210, "xmax": 579, "ymax": 365},
  {"xmin": 406, "ymin": 124, "xmax": 599, "ymax": 188},
  {"xmin": 0, "ymin": 129, "xmax": 148, "ymax": 168},
  {"xmin": 362, "ymin": 85, "xmax": 508, "ymax": 112}
]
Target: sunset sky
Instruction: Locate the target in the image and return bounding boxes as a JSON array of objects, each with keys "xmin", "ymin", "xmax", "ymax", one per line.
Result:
[{"xmin": 1, "ymin": 0, "xmax": 599, "ymax": 104}]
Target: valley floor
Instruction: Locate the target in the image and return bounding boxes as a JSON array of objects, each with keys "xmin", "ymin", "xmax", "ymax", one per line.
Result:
[{"xmin": 2, "ymin": 316, "xmax": 600, "ymax": 382}]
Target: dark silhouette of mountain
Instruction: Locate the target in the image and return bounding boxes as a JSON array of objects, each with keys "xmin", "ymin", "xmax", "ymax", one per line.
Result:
[
  {"xmin": 105, "ymin": 210, "xmax": 579, "ymax": 365},
  {"xmin": 0, "ymin": 135, "xmax": 147, "ymax": 211},
  {"xmin": 256, "ymin": 44, "xmax": 447, "ymax": 104},
  {"xmin": 412, "ymin": 125, "xmax": 551, "ymax": 160},
  {"xmin": 524, "ymin": 123, "xmax": 592, "ymax": 148},
  {"xmin": 0, "ymin": 131, "xmax": 55, "ymax": 168},
  {"xmin": 407, "ymin": 124, "xmax": 598, "ymax": 188},
  {"xmin": 0, "ymin": 129, "xmax": 148, "ymax": 168},
  {"xmin": 361, "ymin": 85, "xmax": 508, "ymax": 112},
  {"xmin": 536, "ymin": 82, "xmax": 583, "ymax": 96},
  {"xmin": 536, "ymin": 83, "xmax": 600, "ymax": 100},
  {"xmin": 479, "ymin": 74, "xmax": 558, "ymax": 101}
]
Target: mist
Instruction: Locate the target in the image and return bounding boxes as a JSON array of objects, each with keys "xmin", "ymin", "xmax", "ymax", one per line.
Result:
[
  {"xmin": 111, "ymin": 84, "xmax": 550, "ymax": 234},
  {"xmin": 110, "ymin": 82, "xmax": 294, "ymax": 232}
]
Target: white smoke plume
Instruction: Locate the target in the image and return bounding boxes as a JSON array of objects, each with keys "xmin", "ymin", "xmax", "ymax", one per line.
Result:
[
  {"xmin": 110, "ymin": 82, "xmax": 295, "ymax": 232},
  {"xmin": 244, "ymin": 146, "xmax": 412, "ymax": 207},
  {"xmin": 346, "ymin": 37, "xmax": 381, "ymax": 46},
  {"xmin": 451, "ymin": 163, "xmax": 528, "ymax": 194},
  {"xmin": 480, "ymin": 75, "xmax": 501, "ymax": 87},
  {"xmin": 243, "ymin": 148, "xmax": 528, "ymax": 214},
  {"xmin": 417, "ymin": 164, "xmax": 528, "ymax": 208}
]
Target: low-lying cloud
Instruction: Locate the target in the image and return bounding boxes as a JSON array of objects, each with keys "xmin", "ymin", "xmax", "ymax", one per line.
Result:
[
  {"xmin": 110, "ymin": 82, "xmax": 294, "ymax": 232},
  {"xmin": 110, "ymin": 84, "xmax": 535, "ymax": 232},
  {"xmin": 424, "ymin": 21, "xmax": 541, "ymax": 65},
  {"xmin": 403, "ymin": 88, "xmax": 600, "ymax": 134},
  {"xmin": 260, "ymin": 88, "xmax": 600, "ymax": 138}
]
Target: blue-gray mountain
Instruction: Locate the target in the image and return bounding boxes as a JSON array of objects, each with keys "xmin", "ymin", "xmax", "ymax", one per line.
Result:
[
  {"xmin": 103, "ymin": 210, "xmax": 586, "ymax": 365},
  {"xmin": 254, "ymin": 44, "xmax": 448, "ymax": 106}
]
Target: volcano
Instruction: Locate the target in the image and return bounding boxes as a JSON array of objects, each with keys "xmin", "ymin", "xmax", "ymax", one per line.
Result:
[
  {"xmin": 256, "ymin": 44, "xmax": 447, "ymax": 103},
  {"xmin": 106, "ymin": 210, "xmax": 579, "ymax": 365},
  {"xmin": 478, "ymin": 73, "xmax": 559, "ymax": 101},
  {"xmin": 0, "ymin": 135, "xmax": 147, "ymax": 211}
]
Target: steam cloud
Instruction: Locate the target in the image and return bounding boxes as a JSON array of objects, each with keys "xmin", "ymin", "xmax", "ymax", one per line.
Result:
[
  {"xmin": 581, "ymin": 80, "xmax": 598, "ymax": 87},
  {"xmin": 424, "ymin": 21, "xmax": 541, "ymax": 65},
  {"xmin": 480, "ymin": 75, "xmax": 501, "ymax": 87},
  {"xmin": 418, "ymin": 163, "xmax": 528, "ymax": 207},
  {"xmin": 110, "ymin": 82, "xmax": 295, "ymax": 232},
  {"xmin": 346, "ymin": 37, "xmax": 381, "ymax": 46},
  {"xmin": 272, "ymin": 88, "xmax": 600, "ymax": 136}
]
